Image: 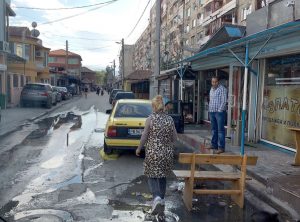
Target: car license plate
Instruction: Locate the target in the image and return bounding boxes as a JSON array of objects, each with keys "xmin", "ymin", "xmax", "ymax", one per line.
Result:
[{"xmin": 128, "ymin": 129, "xmax": 143, "ymax": 136}]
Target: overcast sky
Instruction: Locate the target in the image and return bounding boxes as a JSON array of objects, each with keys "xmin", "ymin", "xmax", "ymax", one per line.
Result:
[{"xmin": 10, "ymin": 0, "xmax": 155, "ymax": 71}]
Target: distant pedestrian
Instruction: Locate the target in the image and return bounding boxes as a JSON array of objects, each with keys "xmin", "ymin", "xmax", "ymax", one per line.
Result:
[
  {"xmin": 136, "ymin": 95, "xmax": 177, "ymax": 216},
  {"xmin": 96, "ymin": 86, "xmax": 100, "ymax": 96},
  {"xmin": 84, "ymin": 87, "xmax": 88, "ymax": 99},
  {"xmin": 209, "ymin": 76, "xmax": 227, "ymax": 154}
]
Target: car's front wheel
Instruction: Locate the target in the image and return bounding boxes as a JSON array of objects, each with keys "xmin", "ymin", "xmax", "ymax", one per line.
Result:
[{"xmin": 103, "ymin": 141, "xmax": 113, "ymax": 154}]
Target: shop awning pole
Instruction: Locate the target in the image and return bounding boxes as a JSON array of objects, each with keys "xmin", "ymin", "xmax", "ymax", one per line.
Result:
[
  {"xmin": 241, "ymin": 42, "xmax": 249, "ymax": 155},
  {"xmin": 180, "ymin": 62, "xmax": 183, "ymax": 101}
]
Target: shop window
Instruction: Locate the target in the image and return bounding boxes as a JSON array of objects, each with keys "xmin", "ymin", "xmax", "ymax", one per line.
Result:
[
  {"xmin": 68, "ymin": 58, "xmax": 78, "ymax": 64},
  {"xmin": 21, "ymin": 75, "xmax": 24, "ymax": 86},
  {"xmin": 13, "ymin": 74, "xmax": 19, "ymax": 87},
  {"xmin": 24, "ymin": 44, "xmax": 30, "ymax": 61},
  {"xmin": 261, "ymin": 54, "xmax": 300, "ymax": 150},
  {"xmin": 48, "ymin": 57, "xmax": 57, "ymax": 63},
  {"xmin": 16, "ymin": 44, "xmax": 23, "ymax": 58},
  {"xmin": 26, "ymin": 76, "xmax": 31, "ymax": 83}
]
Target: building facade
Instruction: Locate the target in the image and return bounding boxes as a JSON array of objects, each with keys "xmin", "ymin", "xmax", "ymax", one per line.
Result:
[
  {"xmin": 128, "ymin": 0, "xmax": 300, "ymax": 151},
  {"xmin": 0, "ymin": 0, "xmax": 15, "ymax": 108},
  {"xmin": 81, "ymin": 66, "xmax": 96, "ymax": 91},
  {"xmin": 7, "ymin": 26, "xmax": 50, "ymax": 107},
  {"xmin": 48, "ymin": 49, "xmax": 82, "ymax": 88},
  {"xmin": 119, "ymin": 44, "xmax": 134, "ymax": 90}
]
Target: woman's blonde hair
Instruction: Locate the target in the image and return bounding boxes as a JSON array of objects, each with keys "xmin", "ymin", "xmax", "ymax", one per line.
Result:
[{"xmin": 152, "ymin": 95, "xmax": 164, "ymax": 113}]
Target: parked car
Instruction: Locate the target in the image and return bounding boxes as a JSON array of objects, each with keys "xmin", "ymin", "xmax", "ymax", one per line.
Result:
[
  {"xmin": 67, "ymin": 85, "xmax": 76, "ymax": 96},
  {"xmin": 56, "ymin": 87, "xmax": 70, "ymax": 100},
  {"xmin": 112, "ymin": 91, "xmax": 135, "ymax": 107},
  {"xmin": 104, "ymin": 99, "xmax": 152, "ymax": 154},
  {"xmin": 53, "ymin": 87, "xmax": 62, "ymax": 103},
  {"xmin": 109, "ymin": 89, "xmax": 123, "ymax": 104},
  {"xmin": 20, "ymin": 83, "xmax": 56, "ymax": 108}
]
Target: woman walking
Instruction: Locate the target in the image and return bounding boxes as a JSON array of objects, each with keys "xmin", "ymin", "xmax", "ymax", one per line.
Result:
[{"xmin": 136, "ymin": 95, "xmax": 177, "ymax": 215}]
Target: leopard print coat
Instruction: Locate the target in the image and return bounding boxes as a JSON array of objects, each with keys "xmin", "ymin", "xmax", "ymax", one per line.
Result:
[{"xmin": 144, "ymin": 112, "xmax": 175, "ymax": 178}]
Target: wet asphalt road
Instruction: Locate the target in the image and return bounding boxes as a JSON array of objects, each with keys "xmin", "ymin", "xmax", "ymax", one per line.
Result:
[{"xmin": 0, "ymin": 92, "xmax": 260, "ymax": 222}]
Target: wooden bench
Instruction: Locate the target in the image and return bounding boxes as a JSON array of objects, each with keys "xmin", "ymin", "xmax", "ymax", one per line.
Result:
[
  {"xmin": 173, "ymin": 153, "xmax": 258, "ymax": 211},
  {"xmin": 288, "ymin": 128, "xmax": 300, "ymax": 166}
]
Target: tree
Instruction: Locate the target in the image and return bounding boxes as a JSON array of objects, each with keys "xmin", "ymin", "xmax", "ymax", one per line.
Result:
[{"xmin": 95, "ymin": 70, "xmax": 106, "ymax": 85}]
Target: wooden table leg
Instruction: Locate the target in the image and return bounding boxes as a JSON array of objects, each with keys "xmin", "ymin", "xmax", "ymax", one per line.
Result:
[{"xmin": 292, "ymin": 132, "xmax": 300, "ymax": 166}]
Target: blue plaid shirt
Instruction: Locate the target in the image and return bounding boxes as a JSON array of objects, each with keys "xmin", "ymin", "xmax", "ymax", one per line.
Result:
[{"xmin": 209, "ymin": 84, "xmax": 227, "ymax": 112}]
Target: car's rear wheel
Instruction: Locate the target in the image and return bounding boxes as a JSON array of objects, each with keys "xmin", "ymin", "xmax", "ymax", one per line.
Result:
[
  {"xmin": 20, "ymin": 100, "xmax": 25, "ymax": 107},
  {"xmin": 104, "ymin": 141, "xmax": 113, "ymax": 154},
  {"xmin": 46, "ymin": 99, "xmax": 52, "ymax": 109}
]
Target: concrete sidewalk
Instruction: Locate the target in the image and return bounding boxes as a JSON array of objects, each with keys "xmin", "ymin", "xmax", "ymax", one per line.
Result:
[
  {"xmin": 0, "ymin": 97, "xmax": 78, "ymax": 138},
  {"xmin": 177, "ymin": 125, "xmax": 300, "ymax": 221}
]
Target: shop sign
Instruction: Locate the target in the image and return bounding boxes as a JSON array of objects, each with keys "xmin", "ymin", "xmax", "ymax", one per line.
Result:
[{"xmin": 262, "ymin": 86, "xmax": 300, "ymax": 149}]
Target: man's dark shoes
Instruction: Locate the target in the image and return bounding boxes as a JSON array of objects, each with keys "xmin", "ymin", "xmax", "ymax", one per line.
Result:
[{"xmin": 213, "ymin": 149, "xmax": 225, "ymax": 154}]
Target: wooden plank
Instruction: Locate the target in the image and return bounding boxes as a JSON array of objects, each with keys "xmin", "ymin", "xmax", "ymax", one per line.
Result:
[
  {"xmin": 183, "ymin": 178, "xmax": 193, "ymax": 211},
  {"xmin": 193, "ymin": 189, "xmax": 241, "ymax": 195},
  {"xmin": 288, "ymin": 127, "xmax": 300, "ymax": 132},
  {"xmin": 247, "ymin": 156, "xmax": 258, "ymax": 165},
  {"xmin": 293, "ymin": 131, "xmax": 300, "ymax": 166},
  {"xmin": 179, "ymin": 153, "xmax": 243, "ymax": 165},
  {"xmin": 173, "ymin": 170, "xmax": 241, "ymax": 180},
  {"xmin": 178, "ymin": 153, "xmax": 258, "ymax": 165}
]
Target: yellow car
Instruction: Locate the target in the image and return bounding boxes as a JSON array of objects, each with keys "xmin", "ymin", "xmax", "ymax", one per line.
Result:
[{"xmin": 104, "ymin": 99, "xmax": 152, "ymax": 154}]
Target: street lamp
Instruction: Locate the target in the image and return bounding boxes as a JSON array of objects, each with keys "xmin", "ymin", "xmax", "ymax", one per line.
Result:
[{"xmin": 116, "ymin": 38, "xmax": 124, "ymax": 90}]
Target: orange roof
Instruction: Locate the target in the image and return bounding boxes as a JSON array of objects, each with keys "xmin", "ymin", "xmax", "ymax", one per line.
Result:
[{"xmin": 49, "ymin": 49, "xmax": 82, "ymax": 60}]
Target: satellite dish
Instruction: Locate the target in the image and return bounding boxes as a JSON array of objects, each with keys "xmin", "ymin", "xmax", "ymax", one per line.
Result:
[
  {"xmin": 32, "ymin": 22, "xmax": 37, "ymax": 28},
  {"xmin": 31, "ymin": 29, "xmax": 40, "ymax": 38}
]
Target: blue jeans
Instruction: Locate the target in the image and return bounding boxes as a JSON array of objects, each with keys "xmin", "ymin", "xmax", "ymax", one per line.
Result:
[
  {"xmin": 148, "ymin": 177, "xmax": 167, "ymax": 199},
  {"xmin": 209, "ymin": 112, "xmax": 226, "ymax": 150}
]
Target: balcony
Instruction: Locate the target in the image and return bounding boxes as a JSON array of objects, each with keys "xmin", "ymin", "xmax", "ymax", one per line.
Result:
[{"xmin": 202, "ymin": 0, "xmax": 237, "ymax": 26}]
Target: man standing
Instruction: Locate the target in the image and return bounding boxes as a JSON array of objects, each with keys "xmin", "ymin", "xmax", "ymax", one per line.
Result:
[{"xmin": 209, "ymin": 76, "xmax": 227, "ymax": 154}]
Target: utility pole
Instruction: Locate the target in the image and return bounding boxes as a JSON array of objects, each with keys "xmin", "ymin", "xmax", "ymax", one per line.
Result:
[
  {"xmin": 121, "ymin": 38, "xmax": 125, "ymax": 90},
  {"xmin": 65, "ymin": 40, "xmax": 68, "ymax": 73},
  {"xmin": 153, "ymin": 0, "xmax": 161, "ymax": 96},
  {"xmin": 113, "ymin": 59, "xmax": 116, "ymax": 77}
]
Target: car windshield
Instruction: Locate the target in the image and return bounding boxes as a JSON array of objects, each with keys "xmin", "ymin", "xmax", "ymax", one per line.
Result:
[
  {"xmin": 112, "ymin": 90, "xmax": 122, "ymax": 97},
  {"xmin": 114, "ymin": 103, "xmax": 152, "ymax": 118},
  {"xmin": 24, "ymin": 84, "xmax": 46, "ymax": 90},
  {"xmin": 115, "ymin": 93, "xmax": 135, "ymax": 100}
]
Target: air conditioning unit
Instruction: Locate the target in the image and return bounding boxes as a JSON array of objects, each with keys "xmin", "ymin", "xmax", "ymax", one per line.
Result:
[{"xmin": 0, "ymin": 41, "xmax": 10, "ymax": 53}]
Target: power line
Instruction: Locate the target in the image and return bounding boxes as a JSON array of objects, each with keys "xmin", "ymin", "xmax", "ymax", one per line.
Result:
[
  {"xmin": 40, "ymin": 0, "xmax": 118, "ymax": 25},
  {"xmin": 126, "ymin": 0, "xmax": 151, "ymax": 39},
  {"xmin": 69, "ymin": 45, "xmax": 114, "ymax": 51},
  {"xmin": 43, "ymin": 33, "xmax": 116, "ymax": 41},
  {"xmin": 14, "ymin": 1, "xmax": 117, "ymax": 10}
]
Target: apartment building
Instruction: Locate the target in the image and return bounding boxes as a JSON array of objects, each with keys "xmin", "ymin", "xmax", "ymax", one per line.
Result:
[
  {"xmin": 0, "ymin": 0, "xmax": 15, "ymax": 108},
  {"xmin": 7, "ymin": 26, "xmax": 50, "ymax": 107},
  {"xmin": 133, "ymin": 24, "xmax": 152, "ymax": 71}
]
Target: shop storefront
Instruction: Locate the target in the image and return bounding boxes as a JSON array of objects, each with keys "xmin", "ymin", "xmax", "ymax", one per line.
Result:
[
  {"xmin": 261, "ymin": 54, "xmax": 300, "ymax": 151},
  {"xmin": 200, "ymin": 68, "xmax": 230, "ymax": 123}
]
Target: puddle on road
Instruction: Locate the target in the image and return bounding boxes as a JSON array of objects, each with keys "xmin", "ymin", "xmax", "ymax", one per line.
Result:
[
  {"xmin": 13, "ymin": 209, "xmax": 73, "ymax": 222},
  {"xmin": 1, "ymin": 107, "xmax": 109, "ymax": 220}
]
